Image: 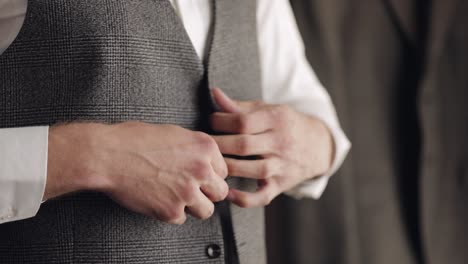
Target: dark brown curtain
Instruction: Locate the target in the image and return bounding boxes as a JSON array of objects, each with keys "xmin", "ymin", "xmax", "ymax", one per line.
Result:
[{"xmin": 265, "ymin": 1, "xmax": 426, "ymax": 263}]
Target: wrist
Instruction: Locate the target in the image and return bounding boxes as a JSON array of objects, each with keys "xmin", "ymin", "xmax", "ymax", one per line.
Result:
[
  {"xmin": 45, "ymin": 123, "xmax": 113, "ymax": 199},
  {"xmin": 305, "ymin": 115, "xmax": 335, "ymax": 177},
  {"xmin": 73, "ymin": 123, "xmax": 116, "ymax": 193}
]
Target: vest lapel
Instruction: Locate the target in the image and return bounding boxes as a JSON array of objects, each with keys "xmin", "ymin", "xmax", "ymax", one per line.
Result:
[
  {"xmin": 206, "ymin": 0, "xmax": 227, "ymax": 101},
  {"xmin": 207, "ymin": 2, "xmax": 242, "ymax": 263},
  {"xmin": 207, "ymin": 1, "xmax": 266, "ymax": 263},
  {"xmin": 207, "ymin": 0, "xmax": 262, "ymax": 101}
]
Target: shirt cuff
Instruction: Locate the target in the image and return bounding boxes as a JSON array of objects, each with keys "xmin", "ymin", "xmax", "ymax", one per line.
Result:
[
  {"xmin": 285, "ymin": 117, "xmax": 351, "ymax": 200},
  {"xmin": 0, "ymin": 126, "xmax": 49, "ymax": 224}
]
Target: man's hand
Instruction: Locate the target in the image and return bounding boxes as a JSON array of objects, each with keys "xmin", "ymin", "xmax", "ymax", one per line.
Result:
[
  {"xmin": 45, "ymin": 122, "xmax": 229, "ymax": 224},
  {"xmin": 210, "ymin": 88, "xmax": 334, "ymax": 208}
]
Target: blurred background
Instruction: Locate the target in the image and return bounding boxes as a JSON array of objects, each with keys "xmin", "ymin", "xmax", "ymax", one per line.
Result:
[{"xmin": 266, "ymin": 0, "xmax": 468, "ymax": 263}]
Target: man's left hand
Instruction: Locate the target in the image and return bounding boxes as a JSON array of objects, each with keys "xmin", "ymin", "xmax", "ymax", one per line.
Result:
[{"xmin": 210, "ymin": 88, "xmax": 334, "ymax": 208}]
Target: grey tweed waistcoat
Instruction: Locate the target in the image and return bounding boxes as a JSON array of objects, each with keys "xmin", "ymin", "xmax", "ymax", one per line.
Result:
[{"xmin": 0, "ymin": 1, "xmax": 265, "ymax": 263}]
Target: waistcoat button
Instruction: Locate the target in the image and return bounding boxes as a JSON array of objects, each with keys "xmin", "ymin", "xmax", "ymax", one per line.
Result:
[{"xmin": 206, "ymin": 244, "xmax": 221, "ymax": 259}]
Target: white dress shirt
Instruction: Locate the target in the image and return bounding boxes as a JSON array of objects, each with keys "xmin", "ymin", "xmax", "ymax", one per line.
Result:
[
  {"xmin": 0, "ymin": 0, "xmax": 351, "ymax": 224},
  {"xmin": 0, "ymin": 0, "xmax": 27, "ymax": 55}
]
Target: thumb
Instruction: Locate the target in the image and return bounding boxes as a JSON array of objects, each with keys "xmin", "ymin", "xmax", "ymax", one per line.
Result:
[{"xmin": 212, "ymin": 88, "xmax": 241, "ymax": 113}]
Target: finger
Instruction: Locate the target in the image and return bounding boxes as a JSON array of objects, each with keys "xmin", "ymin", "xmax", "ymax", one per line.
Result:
[
  {"xmin": 200, "ymin": 173, "xmax": 229, "ymax": 202},
  {"xmin": 212, "ymin": 133, "xmax": 273, "ymax": 156},
  {"xmin": 155, "ymin": 204, "xmax": 187, "ymax": 225},
  {"xmin": 227, "ymin": 179, "xmax": 279, "ymax": 208},
  {"xmin": 212, "ymin": 88, "xmax": 241, "ymax": 113},
  {"xmin": 185, "ymin": 190, "xmax": 215, "ymax": 220},
  {"xmin": 210, "ymin": 143, "xmax": 229, "ymax": 179},
  {"xmin": 165, "ymin": 213, "xmax": 187, "ymax": 225},
  {"xmin": 210, "ymin": 110, "xmax": 274, "ymax": 134},
  {"xmin": 224, "ymin": 158, "xmax": 279, "ymax": 179},
  {"xmin": 211, "ymin": 88, "xmax": 263, "ymax": 113}
]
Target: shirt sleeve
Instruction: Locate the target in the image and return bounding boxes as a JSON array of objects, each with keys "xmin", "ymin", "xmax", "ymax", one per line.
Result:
[
  {"xmin": 257, "ymin": 0, "xmax": 351, "ymax": 199},
  {"xmin": 0, "ymin": 126, "xmax": 48, "ymax": 224}
]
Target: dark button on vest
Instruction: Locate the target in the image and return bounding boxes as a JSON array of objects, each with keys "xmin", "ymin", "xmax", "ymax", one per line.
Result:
[{"xmin": 206, "ymin": 244, "xmax": 222, "ymax": 259}]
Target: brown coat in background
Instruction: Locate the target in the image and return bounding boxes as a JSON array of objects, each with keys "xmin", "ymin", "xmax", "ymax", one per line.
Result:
[{"xmin": 267, "ymin": 0, "xmax": 468, "ymax": 263}]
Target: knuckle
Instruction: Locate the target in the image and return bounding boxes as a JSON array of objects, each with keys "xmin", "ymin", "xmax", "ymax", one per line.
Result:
[
  {"xmin": 161, "ymin": 207, "xmax": 185, "ymax": 225},
  {"xmin": 219, "ymin": 182, "xmax": 229, "ymax": 200},
  {"xmin": 169, "ymin": 216, "xmax": 186, "ymax": 225},
  {"xmin": 273, "ymin": 105, "xmax": 291, "ymax": 124},
  {"xmin": 220, "ymin": 163, "xmax": 229, "ymax": 178},
  {"xmin": 209, "ymin": 191, "xmax": 222, "ymax": 202},
  {"xmin": 191, "ymin": 160, "xmax": 211, "ymax": 180},
  {"xmin": 194, "ymin": 131, "xmax": 212, "ymax": 144},
  {"xmin": 237, "ymin": 198, "xmax": 251, "ymax": 208},
  {"xmin": 275, "ymin": 136, "xmax": 292, "ymax": 154},
  {"xmin": 234, "ymin": 193, "xmax": 250, "ymax": 208},
  {"xmin": 180, "ymin": 182, "xmax": 199, "ymax": 203},
  {"xmin": 194, "ymin": 133, "xmax": 218, "ymax": 153},
  {"xmin": 260, "ymin": 160, "xmax": 274, "ymax": 179},
  {"xmin": 237, "ymin": 114, "xmax": 252, "ymax": 134},
  {"xmin": 200, "ymin": 203, "xmax": 215, "ymax": 220},
  {"xmin": 163, "ymin": 208, "xmax": 180, "ymax": 220},
  {"xmin": 211, "ymin": 182, "xmax": 229, "ymax": 202},
  {"xmin": 237, "ymin": 135, "xmax": 252, "ymax": 155},
  {"xmin": 260, "ymin": 192, "xmax": 274, "ymax": 206}
]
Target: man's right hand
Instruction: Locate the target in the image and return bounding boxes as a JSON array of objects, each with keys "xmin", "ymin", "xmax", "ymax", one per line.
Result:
[{"xmin": 45, "ymin": 122, "xmax": 229, "ymax": 224}]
